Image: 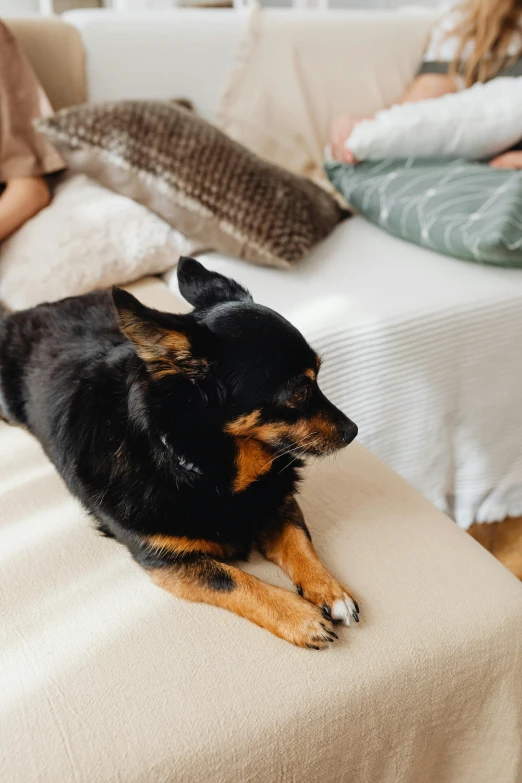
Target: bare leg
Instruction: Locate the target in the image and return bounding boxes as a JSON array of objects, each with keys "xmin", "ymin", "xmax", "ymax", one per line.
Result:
[
  {"xmin": 259, "ymin": 500, "xmax": 359, "ymax": 626},
  {"xmin": 0, "ymin": 177, "xmax": 50, "ymax": 240},
  {"xmin": 148, "ymin": 555, "xmax": 337, "ymax": 649}
]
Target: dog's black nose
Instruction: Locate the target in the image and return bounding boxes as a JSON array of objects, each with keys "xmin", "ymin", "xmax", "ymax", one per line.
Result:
[{"xmin": 341, "ymin": 419, "xmax": 358, "ymax": 444}]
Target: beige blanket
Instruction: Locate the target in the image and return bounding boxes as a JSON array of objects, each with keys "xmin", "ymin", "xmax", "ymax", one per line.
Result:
[
  {"xmin": 217, "ymin": 5, "xmax": 435, "ymax": 186},
  {"xmin": 1, "ymin": 277, "xmax": 522, "ymax": 783}
]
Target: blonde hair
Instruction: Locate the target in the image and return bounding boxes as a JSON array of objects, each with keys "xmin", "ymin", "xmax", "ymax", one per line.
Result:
[{"xmin": 449, "ymin": 0, "xmax": 522, "ymax": 87}]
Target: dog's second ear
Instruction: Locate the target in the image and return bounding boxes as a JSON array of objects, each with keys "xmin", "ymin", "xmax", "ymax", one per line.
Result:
[
  {"xmin": 112, "ymin": 287, "xmax": 209, "ymax": 380},
  {"xmin": 177, "ymin": 257, "xmax": 252, "ymax": 309}
]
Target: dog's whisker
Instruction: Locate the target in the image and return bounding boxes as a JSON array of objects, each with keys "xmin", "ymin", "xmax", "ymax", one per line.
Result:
[
  {"xmin": 269, "ymin": 432, "xmax": 318, "ymax": 460},
  {"xmin": 278, "ymin": 437, "xmax": 321, "ymax": 474},
  {"xmin": 260, "ymin": 433, "xmax": 320, "ymax": 472},
  {"xmin": 260, "ymin": 435, "xmax": 313, "ymax": 463}
]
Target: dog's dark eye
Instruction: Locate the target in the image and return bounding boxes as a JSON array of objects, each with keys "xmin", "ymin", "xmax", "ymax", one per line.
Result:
[
  {"xmin": 287, "ymin": 382, "xmax": 312, "ymax": 408},
  {"xmin": 293, "ymin": 388, "xmax": 309, "ymax": 405},
  {"xmin": 280, "ymin": 375, "xmax": 314, "ymax": 409}
]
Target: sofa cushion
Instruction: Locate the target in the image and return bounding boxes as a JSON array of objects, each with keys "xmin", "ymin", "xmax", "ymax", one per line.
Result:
[
  {"xmin": 343, "ymin": 77, "xmax": 522, "ymax": 162},
  {"xmin": 326, "ymin": 157, "xmax": 522, "ymax": 267},
  {"xmin": 36, "ymin": 100, "xmax": 342, "ymax": 270},
  {"xmin": 0, "ymin": 175, "xmax": 180, "ymax": 310},
  {"xmin": 2, "ymin": 277, "xmax": 522, "ymax": 781}
]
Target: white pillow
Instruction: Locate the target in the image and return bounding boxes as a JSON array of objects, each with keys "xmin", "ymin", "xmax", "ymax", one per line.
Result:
[
  {"xmin": 0, "ymin": 174, "xmax": 184, "ymax": 311},
  {"xmin": 346, "ymin": 77, "xmax": 522, "ymax": 161}
]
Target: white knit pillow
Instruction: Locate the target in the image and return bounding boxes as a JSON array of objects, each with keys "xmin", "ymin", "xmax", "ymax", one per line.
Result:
[
  {"xmin": 347, "ymin": 77, "xmax": 522, "ymax": 162},
  {"xmin": 0, "ymin": 174, "xmax": 183, "ymax": 310}
]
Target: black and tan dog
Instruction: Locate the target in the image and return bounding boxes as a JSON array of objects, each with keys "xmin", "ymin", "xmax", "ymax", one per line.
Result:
[{"xmin": 0, "ymin": 258, "xmax": 359, "ymax": 648}]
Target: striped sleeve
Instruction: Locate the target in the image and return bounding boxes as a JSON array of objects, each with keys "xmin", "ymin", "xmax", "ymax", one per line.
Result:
[{"xmin": 418, "ymin": 61, "xmax": 450, "ymax": 75}]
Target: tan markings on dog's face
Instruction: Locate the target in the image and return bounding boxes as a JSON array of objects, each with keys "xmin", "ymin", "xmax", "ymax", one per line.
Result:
[
  {"xmin": 225, "ymin": 412, "xmax": 278, "ymax": 492},
  {"xmin": 301, "ymin": 414, "xmax": 338, "ymax": 442},
  {"xmin": 226, "ymin": 409, "xmax": 343, "ymax": 471},
  {"xmin": 271, "ymin": 416, "xmax": 341, "ymax": 454},
  {"xmin": 233, "ymin": 438, "xmax": 273, "ymax": 493},
  {"xmin": 227, "ymin": 414, "xmax": 337, "ymax": 449},
  {"xmin": 304, "ymin": 368, "xmax": 316, "ymax": 382},
  {"xmin": 224, "ymin": 410, "xmax": 261, "ymax": 437},
  {"xmin": 225, "ymin": 412, "xmax": 274, "ymax": 492}
]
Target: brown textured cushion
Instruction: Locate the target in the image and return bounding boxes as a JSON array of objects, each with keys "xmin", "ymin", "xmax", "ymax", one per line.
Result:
[{"xmin": 36, "ymin": 100, "xmax": 343, "ymax": 269}]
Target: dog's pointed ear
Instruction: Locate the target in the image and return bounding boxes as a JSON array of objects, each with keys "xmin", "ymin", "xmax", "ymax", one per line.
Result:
[
  {"xmin": 177, "ymin": 257, "xmax": 252, "ymax": 310},
  {"xmin": 112, "ymin": 287, "xmax": 209, "ymax": 380}
]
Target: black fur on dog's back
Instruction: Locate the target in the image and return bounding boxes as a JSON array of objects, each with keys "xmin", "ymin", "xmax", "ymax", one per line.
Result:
[{"xmin": 0, "ymin": 259, "xmax": 357, "ymax": 599}]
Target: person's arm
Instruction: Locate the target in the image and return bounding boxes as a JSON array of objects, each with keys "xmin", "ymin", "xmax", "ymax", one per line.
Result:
[
  {"xmin": 399, "ymin": 72, "xmax": 457, "ymax": 103},
  {"xmin": 331, "ymin": 73, "xmax": 457, "ymax": 163},
  {"xmin": 0, "ymin": 176, "xmax": 50, "ymax": 241}
]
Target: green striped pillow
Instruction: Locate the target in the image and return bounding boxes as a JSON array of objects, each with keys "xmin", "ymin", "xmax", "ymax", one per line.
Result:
[{"xmin": 325, "ymin": 158, "xmax": 522, "ymax": 267}]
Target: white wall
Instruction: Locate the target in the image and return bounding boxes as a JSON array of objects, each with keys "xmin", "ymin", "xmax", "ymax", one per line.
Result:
[
  {"xmin": 0, "ymin": 0, "xmax": 39, "ymax": 11},
  {"xmin": 262, "ymin": 0, "xmax": 444, "ymax": 6},
  {"xmin": 0, "ymin": 0, "xmax": 444, "ymax": 10},
  {"xmin": 0, "ymin": 0, "xmax": 100, "ymax": 10},
  {"xmin": 331, "ymin": 0, "xmax": 443, "ymax": 5}
]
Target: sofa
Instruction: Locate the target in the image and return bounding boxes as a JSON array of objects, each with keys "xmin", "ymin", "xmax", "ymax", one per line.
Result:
[{"xmin": 2, "ymin": 10, "xmax": 522, "ymax": 783}]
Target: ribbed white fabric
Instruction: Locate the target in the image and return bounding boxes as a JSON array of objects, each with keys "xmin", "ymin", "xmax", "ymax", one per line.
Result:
[
  {"xmin": 311, "ymin": 294, "xmax": 522, "ymax": 528},
  {"xmin": 165, "ymin": 216, "xmax": 522, "ymax": 528}
]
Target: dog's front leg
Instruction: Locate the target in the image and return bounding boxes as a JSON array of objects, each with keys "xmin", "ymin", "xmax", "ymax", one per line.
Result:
[
  {"xmin": 148, "ymin": 555, "xmax": 337, "ymax": 648},
  {"xmin": 259, "ymin": 499, "xmax": 359, "ymax": 626}
]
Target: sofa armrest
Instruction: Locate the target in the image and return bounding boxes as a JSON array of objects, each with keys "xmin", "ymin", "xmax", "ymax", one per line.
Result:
[{"xmin": 5, "ymin": 16, "xmax": 86, "ymax": 109}]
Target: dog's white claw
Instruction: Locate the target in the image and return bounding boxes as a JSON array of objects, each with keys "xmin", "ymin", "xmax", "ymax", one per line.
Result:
[{"xmin": 331, "ymin": 595, "xmax": 358, "ymax": 626}]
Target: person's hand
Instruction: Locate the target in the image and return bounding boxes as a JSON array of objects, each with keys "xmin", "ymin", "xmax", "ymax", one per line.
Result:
[
  {"xmin": 330, "ymin": 114, "xmax": 372, "ymax": 164},
  {"xmin": 489, "ymin": 151, "xmax": 522, "ymax": 169}
]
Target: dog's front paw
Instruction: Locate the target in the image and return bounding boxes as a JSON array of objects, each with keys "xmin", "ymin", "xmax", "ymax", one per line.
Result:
[
  {"xmin": 272, "ymin": 593, "xmax": 338, "ymax": 649},
  {"xmin": 327, "ymin": 593, "xmax": 359, "ymax": 626},
  {"xmin": 297, "ymin": 580, "xmax": 359, "ymax": 626}
]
